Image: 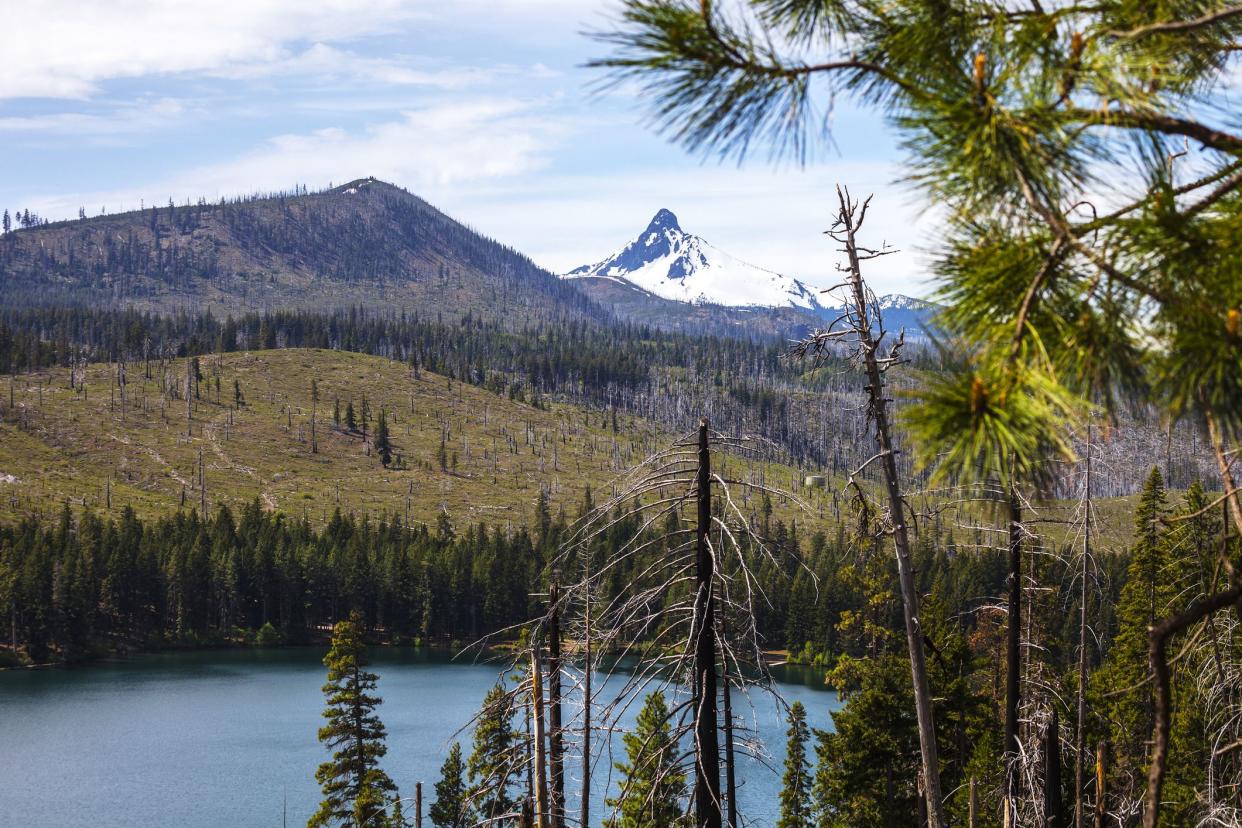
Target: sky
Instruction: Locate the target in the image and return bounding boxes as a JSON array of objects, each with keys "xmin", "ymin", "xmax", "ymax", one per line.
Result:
[{"xmin": 0, "ymin": 0, "xmax": 937, "ymax": 296}]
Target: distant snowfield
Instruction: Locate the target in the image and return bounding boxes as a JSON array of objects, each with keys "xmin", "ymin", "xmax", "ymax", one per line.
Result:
[{"xmin": 563, "ymin": 209, "xmax": 825, "ymax": 310}]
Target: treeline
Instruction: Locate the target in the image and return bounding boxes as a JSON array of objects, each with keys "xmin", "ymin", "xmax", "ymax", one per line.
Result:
[{"xmin": 0, "ymin": 500, "xmax": 547, "ymax": 663}]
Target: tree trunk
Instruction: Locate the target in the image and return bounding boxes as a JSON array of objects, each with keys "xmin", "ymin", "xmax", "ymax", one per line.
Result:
[
  {"xmin": 1074, "ymin": 427, "xmax": 1092, "ymax": 828},
  {"xmin": 836, "ymin": 189, "xmax": 947, "ymax": 828},
  {"xmin": 547, "ymin": 584, "xmax": 565, "ymax": 828},
  {"xmin": 1046, "ymin": 707, "xmax": 1063, "ymax": 828},
  {"xmin": 1094, "ymin": 742, "xmax": 1107, "ymax": 828},
  {"xmin": 531, "ymin": 647, "xmax": 549, "ymax": 828},
  {"xmin": 722, "ymin": 648, "xmax": 738, "ymax": 828},
  {"xmin": 581, "ymin": 570, "xmax": 592, "ymax": 828},
  {"xmin": 1005, "ymin": 483, "xmax": 1023, "ymax": 825},
  {"xmin": 692, "ymin": 418, "xmax": 721, "ymax": 828},
  {"xmin": 185, "ymin": 358, "xmax": 192, "ymax": 438}
]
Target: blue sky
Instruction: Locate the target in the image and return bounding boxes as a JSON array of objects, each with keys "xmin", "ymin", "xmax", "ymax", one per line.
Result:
[{"xmin": 0, "ymin": 0, "xmax": 935, "ymax": 295}]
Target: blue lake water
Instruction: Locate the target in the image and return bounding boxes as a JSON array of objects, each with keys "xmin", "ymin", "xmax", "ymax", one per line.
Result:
[{"xmin": 0, "ymin": 649, "xmax": 839, "ymax": 827}]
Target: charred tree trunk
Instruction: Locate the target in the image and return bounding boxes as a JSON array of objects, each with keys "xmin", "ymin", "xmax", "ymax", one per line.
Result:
[
  {"xmin": 836, "ymin": 188, "xmax": 947, "ymax": 828},
  {"xmin": 1046, "ymin": 707, "xmax": 1063, "ymax": 828},
  {"xmin": 692, "ymin": 418, "xmax": 722, "ymax": 828},
  {"xmin": 1075, "ymin": 427, "xmax": 1092, "ymax": 828},
  {"xmin": 1005, "ymin": 481, "xmax": 1023, "ymax": 826}
]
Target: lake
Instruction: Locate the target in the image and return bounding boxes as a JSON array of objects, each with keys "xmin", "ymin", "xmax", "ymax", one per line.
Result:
[{"xmin": 0, "ymin": 648, "xmax": 840, "ymax": 827}]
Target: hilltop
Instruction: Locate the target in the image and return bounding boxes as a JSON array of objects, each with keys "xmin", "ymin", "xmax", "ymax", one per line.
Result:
[{"xmin": 0, "ymin": 179, "xmax": 602, "ymax": 325}]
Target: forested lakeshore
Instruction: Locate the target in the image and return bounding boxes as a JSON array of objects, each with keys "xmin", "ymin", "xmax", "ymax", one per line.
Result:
[
  {"xmin": 1, "ymin": 456, "xmax": 1235, "ymax": 827},
  {"xmin": 6, "ymin": 0, "xmax": 1242, "ymax": 825},
  {"xmin": 0, "ymin": 486, "xmax": 1049, "ymax": 668}
]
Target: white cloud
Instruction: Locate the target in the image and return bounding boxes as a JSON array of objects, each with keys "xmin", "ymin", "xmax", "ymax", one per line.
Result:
[
  {"xmin": 0, "ymin": 98, "xmax": 188, "ymax": 136},
  {"xmin": 207, "ymin": 43, "xmax": 494, "ymax": 89},
  {"xmin": 0, "ymin": 0, "xmax": 420, "ymax": 99},
  {"xmin": 16, "ymin": 99, "xmax": 936, "ymax": 296},
  {"xmin": 18, "ymin": 98, "xmax": 569, "ymax": 213}
]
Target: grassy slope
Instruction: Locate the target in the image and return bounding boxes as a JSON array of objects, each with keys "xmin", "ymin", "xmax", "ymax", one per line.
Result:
[
  {"xmin": 0, "ymin": 347, "xmax": 1140, "ymax": 550},
  {"xmin": 0, "ymin": 349, "xmax": 817, "ymax": 531}
]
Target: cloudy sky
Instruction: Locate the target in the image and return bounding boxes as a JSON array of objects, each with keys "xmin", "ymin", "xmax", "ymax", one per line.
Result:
[{"xmin": 0, "ymin": 0, "xmax": 937, "ymax": 295}]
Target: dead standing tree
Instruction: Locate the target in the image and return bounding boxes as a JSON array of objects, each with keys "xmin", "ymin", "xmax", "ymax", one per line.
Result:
[
  {"xmin": 467, "ymin": 422, "xmax": 810, "ymax": 828},
  {"xmin": 791, "ymin": 186, "xmax": 946, "ymax": 828}
]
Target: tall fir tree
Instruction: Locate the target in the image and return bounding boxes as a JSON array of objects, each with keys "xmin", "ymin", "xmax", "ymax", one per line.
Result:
[
  {"xmin": 429, "ymin": 742, "xmax": 472, "ymax": 828},
  {"xmin": 374, "ymin": 409, "xmax": 392, "ymax": 467},
  {"xmin": 467, "ymin": 682, "xmax": 519, "ymax": 822},
  {"xmin": 606, "ymin": 691, "xmax": 688, "ymax": 828},
  {"xmin": 1092, "ymin": 468, "xmax": 1179, "ymax": 798},
  {"xmin": 777, "ymin": 701, "xmax": 811, "ymax": 828},
  {"xmin": 309, "ymin": 611, "xmax": 397, "ymax": 828},
  {"xmin": 813, "ymin": 655, "xmax": 920, "ymax": 827}
]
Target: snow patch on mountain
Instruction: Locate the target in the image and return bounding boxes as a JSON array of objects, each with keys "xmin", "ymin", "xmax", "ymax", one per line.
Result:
[{"xmin": 563, "ymin": 209, "xmax": 825, "ymax": 310}]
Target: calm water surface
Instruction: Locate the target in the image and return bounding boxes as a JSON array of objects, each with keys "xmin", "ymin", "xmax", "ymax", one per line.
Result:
[{"xmin": 0, "ymin": 648, "xmax": 839, "ymax": 827}]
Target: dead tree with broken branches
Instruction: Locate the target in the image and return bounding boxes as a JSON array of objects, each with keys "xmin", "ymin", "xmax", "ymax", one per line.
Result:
[{"xmin": 791, "ymin": 186, "xmax": 946, "ymax": 828}]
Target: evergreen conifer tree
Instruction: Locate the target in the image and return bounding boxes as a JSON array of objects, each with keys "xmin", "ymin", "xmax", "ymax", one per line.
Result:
[
  {"xmin": 1093, "ymin": 467, "xmax": 1176, "ymax": 781},
  {"xmin": 309, "ymin": 611, "xmax": 397, "ymax": 828},
  {"xmin": 606, "ymin": 690, "xmax": 688, "ymax": 828},
  {"xmin": 429, "ymin": 742, "xmax": 472, "ymax": 828},
  {"xmin": 813, "ymin": 656, "xmax": 920, "ymax": 827},
  {"xmin": 374, "ymin": 410, "xmax": 392, "ymax": 467},
  {"xmin": 467, "ymin": 682, "xmax": 519, "ymax": 822},
  {"xmin": 777, "ymin": 701, "xmax": 811, "ymax": 828}
]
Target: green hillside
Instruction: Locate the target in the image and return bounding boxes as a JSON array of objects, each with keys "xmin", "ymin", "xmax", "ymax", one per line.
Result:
[{"xmin": 0, "ymin": 348, "xmax": 826, "ymax": 531}]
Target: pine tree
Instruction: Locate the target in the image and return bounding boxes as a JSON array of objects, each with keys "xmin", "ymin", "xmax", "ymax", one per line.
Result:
[
  {"xmin": 311, "ymin": 379, "xmax": 320, "ymax": 454},
  {"xmin": 346, "ymin": 400, "xmax": 357, "ymax": 432},
  {"xmin": 374, "ymin": 410, "xmax": 392, "ymax": 467},
  {"xmin": 813, "ymin": 656, "xmax": 921, "ymax": 827},
  {"xmin": 777, "ymin": 701, "xmax": 811, "ymax": 828},
  {"xmin": 467, "ymin": 682, "xmax": 519, "ymax": 822},
  {"xmin": 606, "ymin": 690, "xmax": 688, "ymax": 828},
  {"xmin": 1093, "ymin": 468, "xmax": 1175, "ymax": 780},
  {"xmin": 429, "ymin": 742, "xmax": 472, "ymax": 828},
  {"xmin": 309, "ymin": 611, "xmax": 397, "ymax": 828}
]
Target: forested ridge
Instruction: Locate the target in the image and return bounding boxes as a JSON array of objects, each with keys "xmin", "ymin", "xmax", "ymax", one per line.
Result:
[{"xmin": 0, "ymin": 179, "xmax": 604, "ymax": 324}]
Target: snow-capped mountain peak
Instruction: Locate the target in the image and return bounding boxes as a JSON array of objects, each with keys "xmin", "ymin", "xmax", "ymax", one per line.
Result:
[{"xmin": 564, "ymin": 209, "xmax": 823, "ymax": 311}]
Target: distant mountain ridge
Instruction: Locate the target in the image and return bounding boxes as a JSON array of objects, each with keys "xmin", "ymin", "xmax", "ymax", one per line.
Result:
[
  {"xmin": 565, "ymin": 208, "xmax": 825, "ymax": 310},
  {"xmin": 563, "ymin": 208, "xmax": 937, "ymax": 338},
  {"xmin": 0, "ymin": 177, "xmax": 604, "ymax": 326},
  {"xmin": 0, "ymin": 180, "xmax": 935, "ymax": 339}
]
